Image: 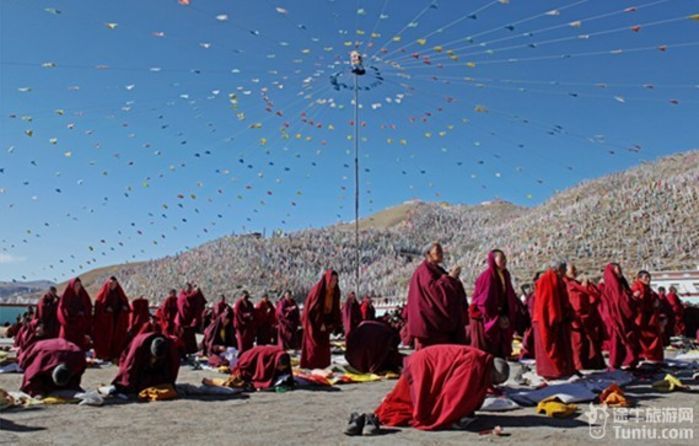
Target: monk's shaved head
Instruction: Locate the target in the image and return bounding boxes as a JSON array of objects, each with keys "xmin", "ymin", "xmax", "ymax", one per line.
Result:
[
  {"xmin": 150, "ymin": 337, "xmax": 167, "ymax": 359},
  {"xmin": 491, "ymin": 358, "xmax": 509, "ymax": 385},
  {"xmin": 52, "ymin": 363, "xmax": 71, "ymax": 387}
]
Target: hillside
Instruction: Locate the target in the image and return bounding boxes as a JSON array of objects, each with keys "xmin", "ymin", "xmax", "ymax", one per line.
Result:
[{"xmin": 17, "ymin": 150, "xmax": 699, "ymax": 304}]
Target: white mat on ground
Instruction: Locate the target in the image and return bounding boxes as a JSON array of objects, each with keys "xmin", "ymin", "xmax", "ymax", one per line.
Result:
[
  {"xmin": 479, "ymin": 396, "xmax": 521, "ymax": 412},
  {"xmin": 508, "ymin": 370, "xmax": 635, "ymax": 405}
]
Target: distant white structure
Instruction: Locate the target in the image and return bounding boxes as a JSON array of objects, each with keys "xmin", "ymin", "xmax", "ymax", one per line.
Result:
[{"xmin": 650, "ymin": 266, "xmax": 699, "ymax": 305}]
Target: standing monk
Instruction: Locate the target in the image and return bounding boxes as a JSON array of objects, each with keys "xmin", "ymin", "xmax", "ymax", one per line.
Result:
[
  {"xmin": 234, "ymin": 291, "xmax": 256, "ymax": 353},
  {"xmin": 213, "ymin": 295, "xmax": 229, "ymax": 319},
  {"xmin": 631, "ymin": 271, "xmax": 664, "ymax": 363},
  {"xmin": 57, "ymin": 278, "xmax": 93, "ymax": 351},
  {"xmin": 255, "ymin": 294, "xmax": 277, "ymax": 346},
  {"xmin": 602, "ymin": 263, "xmax": 639, "ymax": 370},
  {"xmin": 406, "ymin": 243, "xmax": 467, "ymax": 350},
  {"xmin": 564, "ymin": 264, "xmax": 605, "ymax": 370},
  {"xmin": 176, "ymin": 283, "xmax": 206, "ymax": 355},
  {"xmin": 533, "ymin": 262, "xmax": 575, "ymax": 379},
  {"xmin": 360, "ymin": 295, "xmax": 376, "ymax": 321},
  {"xmin": 36, "ymin": 286, "xmax": 60, "ymax": 339},
  {"xmin": 157, "ymin": 289, "xmax": 179, "ymax": 338},
  {"xmin": 93, "ymin": 276, "xmax": 130, "ymax": 361},
  {"xmin": 300, "ymin": 269, "xmax": 342, "ymax": 369},
  {"xmin": 341, "ymin": 291, "xmax": 362, "ymax": 338},
  {"xmin": 471, "ymin": 249, "xmax": 519, "ymax": 358},
  {"xmin": 125, "ymin": 297, "xmax": 154, "ymax": 349},
  {"xmin": 666, "ymin": 286, "xmax": 685, "ymax": 337},
  {"xmin": 276, "ymin": 290, "xmax": 300, "ymax": 350}
]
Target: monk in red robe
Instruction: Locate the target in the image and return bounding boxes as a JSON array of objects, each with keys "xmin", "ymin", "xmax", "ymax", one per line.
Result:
[
  {"xmin": 92, "ymin": 276, "xmax": 130, "ymax": 361},
  {"xmin": 276, "ymin": 290, "xmax": 300, "ymax": 350},
  {"xmin": 124, "ymin": 296, "xmax": 154, "ymax": 347},
  {"xmin": 406, "ymin": 243, "xmax": 467, "ymax": 350},
  {"xmin": 666, "ymin": 286, "xmax": 685, "ymax": 337},
  {"xmin": 57, "ymin": 278, "xmax": 93, "ymax": 351},
  {"xmin": 345, "ymin": 321, "xmax": 403, "ymax": 374},
  {"xmin": 602, "ymin": 263, "xmax": 639, "ymax": 370},
  {"xmin": 518, "ymin": 275, "xmax": 539, "ymax": 360},
  {"xmin": 36, "ymin": 286, "xmax": 60, "ymax": 338},
  {"xmin": 230, "ymin": 345, "xmax": 293, "ymax": 390},
  {"xmin": 533, "ymin": 263, "xmax": 575, "ymax": 379},
  {"xmin": 212, "ymin": 295, "xmax": 228, "ymax": 318},
  {"xmin": 374, "ymin": 345, "xmax": 508, "ymax": 431},
  {"xmin": 20, "ymin": 338, "xmax": 86, "ymax": 397},
  {"xmin": 360, "ymin": 295, "xmax": 376, "ymax": 321},
  {"xmin": 656, "ymin": 287, "xmax": 673, "ymax": 345},
  {"xmin": 112, "ymin": 332, "xmax": 180, "ymax": 394},
  {"xmin": 300, "ymin": 269, "xmax": 342, "ymax": 369},
  {"xmin": 471, "ymin": 249, "xmax": 520, "ymax": 358},
  {"xmin": 176, "ymin": 283, "xmax": 206, "ymax": 355},
  {"xmin": 202, "ymin": 306, "xmax": 237, "ymax": 366},
  {"xmin": 234, "ymin": 290, "xmax": 257, "ymax": 353},
  {"xmin": 157, "ymin": 289, "xmax": 179, "ymax": 338},
  {"xmin": 564, "ymin": 264, "xmax": 605, "ymax": 370},
  {"xmin": 255, "ymin": 294, "xmax": 277, "ymax": 345},
  {"xmin": 341, "ymin": 291, "xmax": 362, "ymax": 338},
  {"xmin": 631, "ymin": 271, "xmax": 664, "ymax": 363}
]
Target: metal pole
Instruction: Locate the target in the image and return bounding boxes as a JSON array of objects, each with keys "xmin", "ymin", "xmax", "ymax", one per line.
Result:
[{"xmin": 353, "ymin": 74, "xmax": 360, "ymax": 298}]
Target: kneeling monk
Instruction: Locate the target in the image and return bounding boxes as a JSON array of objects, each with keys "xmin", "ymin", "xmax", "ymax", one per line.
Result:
[
  {"xmin": 375, "ymin": 345, "xmax": 508, "ymax": 431},
  {"xmin": 345, "ymin": 321, "xmax": 403, "ymax": 374},
  {"xmin": 300, "ymin": 269, "xmax": 341, "ymax": 369},
  {"xmin": 112, "ymin": 332, "xmax": 180, "ymax": 394},
  {"xmin": 20, "ymin": 338, "xmax": 87, "ymax": 398},
  {"xmin": 230, "ymin": 345, "xmax": 293, "ymax": 390}
]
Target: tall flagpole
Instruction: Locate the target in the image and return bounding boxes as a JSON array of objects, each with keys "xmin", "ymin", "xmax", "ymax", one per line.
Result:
[{"xmin": 350, "ymin": 51, "xmax": 364, "ymax": 298}]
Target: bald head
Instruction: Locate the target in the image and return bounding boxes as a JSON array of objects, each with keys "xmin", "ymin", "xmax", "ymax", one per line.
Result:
[
  {"xmin": 491, "ymin": 358, "xmax": 509, "ymax": 385},
  {"xmin": 52, "ymin": 363, "xmax": 71, "ymax": 387},
  {"xmin": 150, "ymin": 337, "xmax": 167, "ymax": 359}
]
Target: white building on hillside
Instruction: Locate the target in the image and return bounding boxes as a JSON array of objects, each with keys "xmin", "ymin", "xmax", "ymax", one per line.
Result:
[{"xmin": 650, "ymin": 266, "xmax": 699, "ymax": 305}]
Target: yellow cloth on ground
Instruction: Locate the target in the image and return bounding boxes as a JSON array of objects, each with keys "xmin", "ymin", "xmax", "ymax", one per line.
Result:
[
  {"xmin": 536, "ymin": 396, "xmax": 578, "ymax": 418},
  {"xmin": 599, "ymin": 383, "xmax": 630, "ymax": 407},
  {"xmin": 202, "ymin": 376, "xmax": 245, "ymax": 388},
  {"xmin": 137, "ymin": 384, "xmax": 177, "ymax": 402},
  {"xmin": 652, "ymin": 374, "xmax": 690, "ymax": 392},
  {"xmin": 341, "ymin": 372, "xmax": 382, "ymax": 383},
  {"xmin": 42, "ymin": 396, "xmax": 80, "ymax": 405}
]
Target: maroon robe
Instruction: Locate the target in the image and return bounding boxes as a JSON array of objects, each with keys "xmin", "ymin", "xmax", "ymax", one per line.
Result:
[
  {"xmin": 36, "ymin": 292, "xmax": 60, "ymax": 338},
  {"xmin": 657, "ymin": 291, "xmax": 673, "ymax": 345},
  {"xmin": 360, "ymin": 297, "xmax": 376, "ymax": 321},
  {"xmin": 255, "ymin": 299, "xmax": 277, "ymax": 346},
  {"xmin": 341, "ymin": 294, "xmax": 362, "ymax": 338},
  {"xmin": 213, "ymin": 300, "xmax": 229, "ymax": 319},
  {"xmin": 406, "ymin": 260, "xmax": 467, "ymax": 349},
  {"xmin": 20, "ymin": 338, "xmax": 86, "ymax": 397},
  {"xmin": 157, "ymin": 295, "xmax": 179, "ymax": 338},
  {"xmin": 202, "ymin": 306, "xmax": 237, "ymax": 367},
  {"xmin": 519, "ymin": 292, "xmax": 536, "ymax": 359},
  {"xmin": 124, "ymin": 297, "xmax": 153, "ymax": 348},
  {"xmin": 565, "ymin": 277, "xmax": 605, "ymax": 370},
  {"xmin": 57, "ymin": 278, "xmax": 93, "ymax": 351},
  {"xmin": 631, "ymin": 281, "xmax": 664, "ymax": 362},
  {"xmin": 300, "ymin": 270, "xmax": 342, "ymax": 369},
  {"xmin": 666, "ymin": 291, "xmax": 685, "ymax": 336},
  {"xmin": 276, "ymin": 297, "xmax": 300, "ymax": 350},
  {"xmin": 92, "ymin": 280, "xmax": 130, "ymax": 360},
  {"xmin": 345, "ymin": 321, "xmax": 403, "ymax": 374},
  {"xmin": 602, "ymin": 265, "xmax": 639, "ymax": 370},
  {"xmin": 234, "ymin": 297, "xmax": 256, "ymax": 353},
  {"xmin": 231, "ymin": 345, "xmax": 291, "ymax": 390},
  {"xmin": 176, "ymin": 289, "xmax": 206, "ymax": 354},
  {"xmin": 112, "ymin": 332, "xmax": 180, "ymax": 393}
]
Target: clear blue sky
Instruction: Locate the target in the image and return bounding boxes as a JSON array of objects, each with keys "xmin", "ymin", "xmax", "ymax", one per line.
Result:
[{"xmin": 1, "ymin": 0, "xmax": 698, "ymax": 282}]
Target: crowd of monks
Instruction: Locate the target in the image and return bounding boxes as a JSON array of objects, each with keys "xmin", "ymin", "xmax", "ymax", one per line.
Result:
[{"xmin": 6, "ymin": 243, "xmax": 694, "ymax": 433}]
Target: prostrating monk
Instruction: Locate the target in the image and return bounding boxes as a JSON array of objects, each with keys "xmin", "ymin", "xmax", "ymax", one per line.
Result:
[
  {"xmin": 57, "ymin": 278, "xmax": 93, "ymax": 351},
  {"xmin": 234, "ymin": 291, "xmax": 257, "ymax": 353},
  {"xmin": 230, "ymin": 345, "xmax": 294, "ymax": 390},
  {"xmin": 255, "ymin": 294, "xmax": 277, "ymax": 346},
  {"xmin": 374, "ymin": 345, "xmax": 509, "ymax": 431},
  {"xmin": 360, "ymin": 295, "xmax": 376, "ymax": 321},
  {"xmin": 406, "ymin": 243, "xmax": 467, "ymax": 350},
  {"xmin": 666, "ymin": 286, "xmax": 685, "ymax": 337},
  {"xmin": 341, "ymin": 291, "xmax": 362, "ymax": 338},
  {"xmin": 93, "ymin": 277, "xmax": 131, "ymax": 361},
  {"xmin": 631, "ymin": 271, "xmax": 664, "ymax": 363},
  {"xmin": 36, "ymin": 286, "xmax": 60, "ymax": 338},
  {"xmin": 176, "ymin": 283, "xmax": 206, "ymax": 355},
  {"xmin": 157, "ymin": 289, "xmax": 179, "ymax": 338},
  {"xmin": 276, "ymin": 290, "xmax": 300, "ymax": 350},
  {"xmin": 602, "ymin": 263, "xmax": 639, "ymax": 370},
  {"xmin": 471, "ymin": 249, "xmax": 520, "ymax": 358},
  {"xmin": 345, "ymin": 321, "xmax": 403, "ymax": 374},
  {"xmin": 300, "ymin": 269, "xmax": 342, "ymax": 369},
  {"xmin": 112, "ymin": 332, "xmax": 180, "ymax": 394},
  {"xmin": 533, "ymin": 263, "xmax": 575, "ymax": 379},
  {"xmin": 20, "ymin": 338, "xmax": 86, "ymax": 398},
  {"xmin": 564, "ymin": 264, "xmax": 605, "ymax": 370},
  {"xmin": 202, "ymin": 306, "xmax": 237, "ymax": 367}
]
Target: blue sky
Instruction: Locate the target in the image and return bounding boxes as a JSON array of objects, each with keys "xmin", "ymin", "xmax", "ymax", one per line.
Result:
[{"xmin": 1, "ymin": 0, "xmax": 698, "ymax": 282}]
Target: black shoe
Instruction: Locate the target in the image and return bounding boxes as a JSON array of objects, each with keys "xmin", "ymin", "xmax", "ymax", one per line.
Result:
[
  {"xmin": 362, "ymin": 413, "xmax": 381, "ymax": 436},
  {"xmin": 344, "ymin": 412, "xmax": 365, "ymax": 436}
]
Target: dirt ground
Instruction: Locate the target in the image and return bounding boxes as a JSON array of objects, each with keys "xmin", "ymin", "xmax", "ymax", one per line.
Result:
[{"xmin": 1, "ymin": 357, "xmax": 697, "ymax": 446}]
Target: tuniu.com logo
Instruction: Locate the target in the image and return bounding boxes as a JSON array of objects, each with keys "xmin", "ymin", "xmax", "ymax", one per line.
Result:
[{"xmin": 585, "ymin": 403, "xmax": 610, "ymax": 440}]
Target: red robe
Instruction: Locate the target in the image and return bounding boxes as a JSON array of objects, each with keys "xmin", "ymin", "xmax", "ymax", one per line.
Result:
[
  {"xmin": 20, "ymin": 338, "xmax": 86, "ymax": 397},
  {"xmin": 231, "ymin": 345, "xmax": 291, "ymax": 390},
  {"xmin": 519, "ymin": 292, "xmax": 536, "ymax": 360},
  {"xmin": 36, "ymin": 292, "xmax": 60, "ymax": 338},
  {"xmin": 57, "ymin": 278, "xmax": 93, "ymax": 351},
  {"xmin": 213, "ymin": 300, "xmax": 229, "ymax": 319},
  {"xmin": 176, "ymin": 289, "xmax": 206, "ymax": 354},
  {"xmin": 656, "ymin": 291, "xmax": 673, "ymax": 345},
  {"xmin": 124, "ymin": 297, "xmax": 154, "ymax": 348},
  {"xmin": 602, "ymin": 264, "xmax": 639, "ymax": 369},
  {"xmin": 112, "ymin": 332, "xmax": 180, "ymax": 393},
  {"xmin": 92, "ymin": 280, "xmax": 130, "ymax": 360},
  {"xmin": 666, "ymin": 291, "xmax": 685, "ymax": 336},
  {"xmin": 406, "ymin": 260, "xmax": 467, "ymax": 349},
  {"xmin": 533, "ymin": 270, "xmax": 575, "ymax": 379},
  {"xmin": 565, "ymin": 277, "xmax": 605, "ymax": 370},
  {"xmin": 360, "ymin": 298, "xmax": 376, "ymax": 321},
  {"xmin": 341, "ymin": 294, "xmax": 362, "ymax": 338},
  {"xmin": 345, "ymin": 321, "xmax": 403, "ymax": 374},
  {"xmin": 471, "ymin": 252, "xmax": 520, "ymax": 358},
  {"xmin": 300, "ymin": 270, "xmax": 342, "ymax": 369},
  {"xmin": 631, "ymin": 281, "xmax": 664, "ymax": 362},
  {"xmin": 276, "ymin": 297, "xmax": 300, "ymax": 350},
  {"xmin": 375, "ymin": 345, "xmax": 493, "ymax": 430},
  {"xmin": 157, "ymin": 295, "xmax": 179, "ymax": 338},
  {"xmin": 255, "ymin": 300, "xmax": 277, "ymax": 346},
  {"xmin": 202, "ymin": 306, "xmax": 236, "ymax": 366},
  {"xmin": 234, "ymin": 297, "xmax": 256, "ymax": 353}
]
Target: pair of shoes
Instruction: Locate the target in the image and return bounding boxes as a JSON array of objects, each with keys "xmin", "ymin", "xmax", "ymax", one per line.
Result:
[{"xmin": 344, "ymin": 412, "xmax": 381, "ymax": 436}]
